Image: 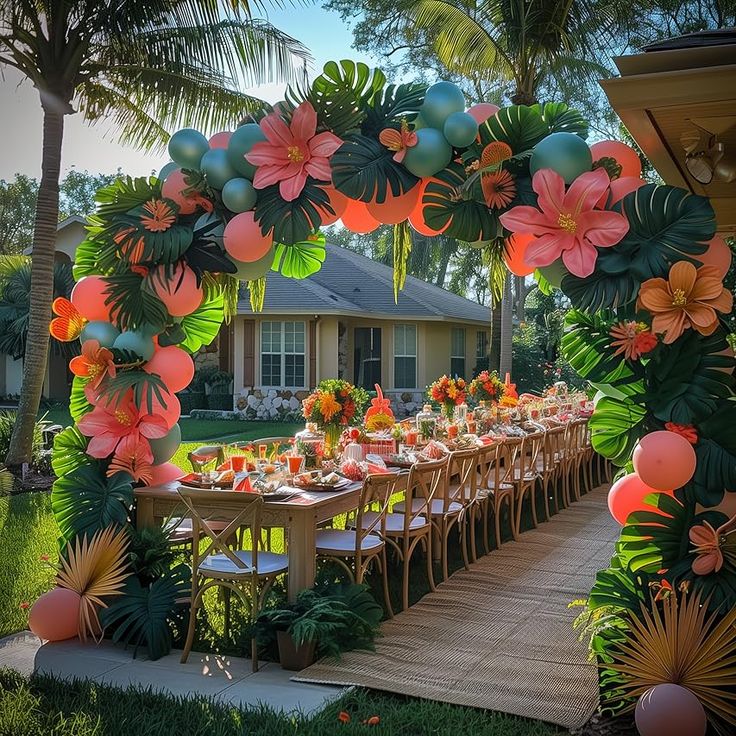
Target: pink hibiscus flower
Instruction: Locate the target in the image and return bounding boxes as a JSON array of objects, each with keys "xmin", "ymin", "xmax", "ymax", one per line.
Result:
[
  {"xmin": 246, "ymin": 102, "xmax": 342, "ymax": 202},
  {"xmin": 77, "ymin": 394, "xmax": 168, "ymax": 459},
  {"xmin": 499, "ymin": 168, "xmax": 629, "ymax": 278}
]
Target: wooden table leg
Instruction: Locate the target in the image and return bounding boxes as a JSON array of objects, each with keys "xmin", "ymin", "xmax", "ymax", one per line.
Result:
[
  {"xmin": 287, "ymin": 508, "xmax": 317, "ymax": 602},
  {"xmin": 136, "ymin": 497, "xmax": 155, "ymax": 530}
]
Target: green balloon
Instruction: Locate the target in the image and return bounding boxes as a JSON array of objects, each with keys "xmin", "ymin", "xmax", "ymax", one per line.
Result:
[
  {"xmin": 200, "ymin": 149, "xmax": 238, "ymax": 189},
  {"xmin": 412, "ymin": 113, "xmax": 429, "ymax": 130},
  {"xmin": 80, "ymin": 321, "xmax": 120, "ymax": 348},
  {"xmin": 222, "ymin": 178, "xmax": 258, "ymax": 213},
  {"xmin": 421, "ymin": 81, "xmax": 466, "ymax": 129},
  {"xmin": 530, "ymin": 132, "xmax": 592, "ymax": 185},
  {"xmin": 403, "ymin": 128, "xmax": 453, "ymax": 178},
  {"xmin": 538, "ymin": 259, "xmax": 569, "ymax": 289},
  {"xmin": 113, "ymin": 330, "xmax": 155, "ymax": 361},
  {"xmin": 158, "ymin": 161, "xmax": 178, "ymax": 181},
  {"xmin": 168, "ymin": 128, "xmax": 209, "ymax": 170},
  {"xmin": 227, "ymin": 123, "xmax": 267, "ymax": 179},
  {"xmin": 229, "ymin": 246, "xmax": 275, "ymax": 281},
  {"xmin": 443, "ymin": 111, "xmax": 478, "ymax": 149},
  {"xmin": 149, "ymin": 423, "xmax": 181, "ymax": 464}
]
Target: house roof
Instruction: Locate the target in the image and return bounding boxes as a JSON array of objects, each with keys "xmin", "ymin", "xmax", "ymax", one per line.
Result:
[{"xmin": 238, "ymin": 243, "xmax": 491, "ymax": 325}]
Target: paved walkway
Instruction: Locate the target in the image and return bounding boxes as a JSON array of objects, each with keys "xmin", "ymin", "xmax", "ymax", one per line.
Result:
[{"xmin": 0, "ymin": 631, "xmax": 343, "ymax": 715}]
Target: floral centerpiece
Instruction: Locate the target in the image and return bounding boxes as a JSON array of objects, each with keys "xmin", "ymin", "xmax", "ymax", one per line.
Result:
[
  {"xmin": 468, "ymin": 370, "xmax": 505, "ymax": 405},
  {"xmin": 427, "ymin": 375, "xmax": 467, "ymax": 421},
  {"xmin": 302, "ymin": 379, "xmax": 368, "ymax": 454}
]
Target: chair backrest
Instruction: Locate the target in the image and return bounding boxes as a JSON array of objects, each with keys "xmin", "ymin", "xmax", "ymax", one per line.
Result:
[
  {"xmin": 447, "ymin": 448, "xmax": 479, "ymax": 509},
  {"xmin": 177, "ymin": 487, "xmax": 264, "ymax": 574},
  {"xmin": 519, "ymin": 431, "xmax": 544, "ymax": 479},
  {"xmin": 480, "ymin": 437, "xmax": 520, "ymax": 489},
  {"xmin": 570, "ymin": 419, "xmax": 588, "ymax": 459},
  {"xmin": 188, "ymin": 445, "xmax": 225, "ymax": 472},
  {"xmin": 401, "ymin": 455, "xmax": 449, "ymax": 532},
  {"xmin": 542, "ymin": 425, "xmax": 566, "ymax": 474},
  {"xmin": 352, "ymin": 471, "xmax": 402, "ymax": 559}
]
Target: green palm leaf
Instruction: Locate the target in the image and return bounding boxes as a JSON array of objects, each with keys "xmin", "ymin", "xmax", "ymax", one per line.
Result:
[
  {"xmin": 51, "ymin": 426, "xmax": 92, "ymax": 478},
  {"xmin": 254, "ymin": 181, "xmax": 327, "ymax": 245},
  {"xmin": 179, "ymin": 290, "xmax": 224, "ymax": 353},
  {"xmin": 272, "ymin": 234, "xmax": 326, "ymax": 279},
  {"xmin": 589, "ymin": 386, "xmax": 646, "ymax": 465}
]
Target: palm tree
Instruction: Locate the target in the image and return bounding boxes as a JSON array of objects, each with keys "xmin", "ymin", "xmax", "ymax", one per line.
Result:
[{"xmin": 0, "ymin": 0, "xmax": 309, "ymax": 468}]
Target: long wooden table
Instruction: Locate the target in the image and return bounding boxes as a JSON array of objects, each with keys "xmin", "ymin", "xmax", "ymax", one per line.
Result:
[{"xmin": 135, "ymin": 482, "xmax": 364, "ymax": 601}]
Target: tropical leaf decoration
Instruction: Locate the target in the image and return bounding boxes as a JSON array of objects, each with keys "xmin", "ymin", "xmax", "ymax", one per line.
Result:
[
  {"xmin": 587, "ymin": 563, "xmax": 649, "ymax": 613},
  {"xmin": 51, "ymin": 426, "xmax": 91, "ymax": 478},
  {"xmin": 100, "ymin": 563, "xmax": 190, "ymax": 660},
  {"xmin": 51, "ymin": 467, "xmax": 134, "ymax": 543},
  {"xmin": 362, "ymin": 82, "xmax": 426, "ymax": 137},
  {"xmin": 178, "ymin": 290, "xmax": 225, "ymax": 353},
  {"xmin": 70, "ymin": 376, "xmax": 94, "ymax": 422},
  {"xmin": 478, "ymin": 105, "xmax": 549, "ymax": 153},
  {"xmin": 539, "ymin": 102, "xmax": 589, "ymax": 138},
  {"xmin": 72, "ymin": 234, "xmax": 105, "ymax": 280},
  {"xmin": 272, "ymin": 233, "xmax": 326, "ymax": 279},
  {"xmin": 104, "ymin": 272, "xmax": 169, "ymax": 331},
  {"xmin": 393, "ymin": 221, "xmax": 412, "ymax": 302},
  {"xmin": 691, "ymin": 420, "xmax": 736, "ymax": 507},
  {"xmin": 95, "ymin": 370, "xmax": 169, "ymax": 415},
  {"xmin": 113, "ymin": 204, "xmax": 192, "ymax": 266},
  {"xmin": 248, "ymin": 277, "xmax": 267, "ymax": 312},
  {"xmin": 56, "ymin": 525, "xmax": 131, "ymax": 641},
  {"xmin": 182, "ymin": 239, "xmax": 237, "ymax": 284},
  {"xmin": 589, "ymin": 384, "xmax": 647, "ymax": 465},
  {"xmin": 331, "ymin": 134, "xmax": 420, "ymax": 203},
  {"xmin": 562, "ymin": 267, "xmax": 639, "ymax": 313},
  {"xmin": 254, "ymin": 180, "xmax": 328, "ymax": 244},
  {"xmin": 94, "ymin": 176, "xmax": 160, "ymax": 218}
]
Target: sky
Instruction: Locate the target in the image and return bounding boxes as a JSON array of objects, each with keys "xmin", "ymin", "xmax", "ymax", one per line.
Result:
[{"xmin": 0, "ymin": 6, "xmax": 375, "ymax": 181}]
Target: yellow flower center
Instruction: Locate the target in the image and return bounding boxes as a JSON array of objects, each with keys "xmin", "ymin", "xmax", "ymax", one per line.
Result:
[
  {"xmin": 115, "ymin": 410, "xmax": 132, "ymax": 426},
  {"xmin": 558, "ymin": 213, "xmax": 577, "ymax": 233},
  {"xmin": 87, "ymin": 363, "xmax": 102, "ymax": 379},
  {"xmin": 287, "ymin": 145, "xmax": 305, "ymax": 162},
  {"xmin": 672, "ymin": 288, "xmax": 688, "ymax": 307}
]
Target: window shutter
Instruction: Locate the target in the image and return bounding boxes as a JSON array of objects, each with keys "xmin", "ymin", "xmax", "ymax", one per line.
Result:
[{"xmin": 243, "ymin": 319, "xmax": 255, "ymax": 388}]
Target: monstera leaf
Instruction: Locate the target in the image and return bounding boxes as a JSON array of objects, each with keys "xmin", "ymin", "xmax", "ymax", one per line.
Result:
[
  {"xmin": 540, "ymin": 102, "xmax": 588, "ymax": 138},
  {"xmin": 562, "ymin": 268, "xmax": 639, "ymax": 313},
  {"xmin": 478, "ymin": 105, "xmax": 549, "ymax": 153},
  {"xmin": 51, "ymin": 467, "xmax": 134, "ymax": 543},
  {"xmin": 272, "ymin": 234, "xmax": 326, "ymax": 278},
  {"xmin": 362, "ymin": 82, "xmax": 426, "ymax": 137},
  {"xmin": 587, "ymin": 563, "xmax": 648, "ymax": 612},
  {"xmin": 693, "ymin": 405, "xmax": 736, "ymax": 506},
  {"xmin": 70, "ymin": 376, "xmax": 93, "ymax": 422},
  {"xmin": 179, "ymin": 290, "xmax": 224, "ymax": 353},
  {"xmin": 254, "ymin": 180, "xmax": 327, "ymax": 245},
  {"xmin": 331, "ymin": 134, "xmax": 419, "ymax": 203},
  {"xmin": 589, "ymin": 385, "xmax": 646, "ymax": 465},
  {"xmin": 423, "ymin": 163, "xmax": 501, "ymax": 241},
  {"xmin": 51, "ymin": 426, "xmax": 91, "ymax": 478},
  {"xmin": 614, "ymin": 184, "xmax": 716, "ymax": 280}
]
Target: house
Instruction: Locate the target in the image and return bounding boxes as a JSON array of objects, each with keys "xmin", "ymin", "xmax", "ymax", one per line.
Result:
[{"xmin": 225, "ymin": 244, "xmax": 492, "ymax": 419}]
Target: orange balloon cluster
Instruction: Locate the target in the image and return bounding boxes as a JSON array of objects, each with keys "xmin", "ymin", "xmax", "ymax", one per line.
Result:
[
  {"xmin": 366, "ymin": 185, "xmax": 420, "ymax": 225},
  {"xmin": 607, "ymin": 472, "xmax": 672, "ymax": 526},
  {"xmin": 341, "ymin": 199, "xmax": 380, "ymax": 233},
  {"xmin": 408, "ymin": 178, "xmax": 448, "ymax": 236}
]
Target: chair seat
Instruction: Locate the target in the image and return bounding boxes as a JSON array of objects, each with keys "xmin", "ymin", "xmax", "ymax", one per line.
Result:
[
  {"xmin": 393, "ymin": 498, "xmax": 463, "ymax": 516},
  {"xmin": 359, "ymin": 510, "xmax": 427, "ymax": 533},
  {"xmin": 316, "ymin": 529, "xmax": 383, "ymax": 554},
  {"xmin": 198, "ymin": 550, "xmax": 288, "ymax": 578}
]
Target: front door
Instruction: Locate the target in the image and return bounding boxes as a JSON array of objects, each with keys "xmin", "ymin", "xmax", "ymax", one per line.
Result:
[{"xmin": 354, "ymin": 327, "xmax": 381, "ymax": 390}]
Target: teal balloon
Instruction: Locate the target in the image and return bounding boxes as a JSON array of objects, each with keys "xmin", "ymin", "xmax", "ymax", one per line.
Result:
[
  {"xmin": 229, "ymin": 246, "xmax": 275, "ymax": 281},
  {"xmin": 412, "ymin": 113, "xmax": 429, "ymax": 131},
  {"xmin": 168, "ymin": 128, "xmax": 209, "ymax": 170},
  {"xmin": 443, "ymin": 111, "xmax": 479, "ymax": 148},
  {"xmin": 538, "ymin": 259, "xmax": 569, "ymax": 289},
  {"xmin": 421, "ymin": 81, "xmax": 466, "ymax": 129},
  {"xmin": 80, "ymin": 321, "xmax": 119, "ymax": 348},
  {"xmin": 200, "ymin": 148, "xmax": 238, "ymax": 189},
  {"xmin": 222, "ymin": 178, "xmax": 257, "ymax": 213},
  {"xmin": 158, "ymin": 161, "xmax": 178, "ymax": 181},
  {"xmin": 149, "ymin": 423, "xmax": 181, "ymax": 464},
  {"xmin": 403, "ymin": 128, "xmax": 453, "ymax": 178},
  {"xmin": 530, "ymin": 132, "xmax": 592, "ymax": 185},
  {"xmin": 113, "ymin": 330, "xmax": 155, "ymax": 361},
  {"xmin": 227, "ymin": 123, "xmax": 267, "ymax": 179}
]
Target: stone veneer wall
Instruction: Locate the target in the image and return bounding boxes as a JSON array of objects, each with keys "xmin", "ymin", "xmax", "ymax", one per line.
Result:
[{"xmin": 383, "ymin": 391, "xmax": 425, "ymax": 418}]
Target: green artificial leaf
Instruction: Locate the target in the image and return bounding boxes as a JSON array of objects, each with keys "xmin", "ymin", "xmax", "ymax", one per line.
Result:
[
  {"xmin": 156, "ymin": 323, "xmax": 186, "ymax": 348},
  {"xmin": 561, "ymin": 268, "xmax": 639, "ymax": 313},
  {"xmin": 478, "ymin": 105, "xmax": 548, "ymax": 153},
  {"xmin": 393, "ymin": 221, "xmax": 412, "ymax": 302},
  {"xmin": 105, "ymin": 272, "xmax": 169, "ymax": 332},
  {"xmin": 51, "ymin": 467, "xmax": 134, "ymax": 543},
  {"xmin": 614, "ymin": 184, "xmax": 716, "ymax": 280},
  {"xmin": 691, "ymin": 437, "xmax": 736, "ymax": 506},
  {"xmin": 248, "ymin": 277, "xmax": 267, "ymax": 312},
  {"xmin": 539, "ymin": 102, "xmax": 589, "ymax": 138},
  {"xmin": 95, "ymin": 371, "xmax": 169, "ymax": 415},
  {"xmin": 254, "ymin": 180, "xmax": 328, "ymax": 245},
  {"xmin": 72, "ymin": 237, "xmax": 103, "ymax": 280},
  {"xmin": 534, "ymin": 269, "xmax": 553, "ymax": 295},
  {"xmin": 272, "ymin": 233, "xmax": 326, "ymax": 279},
  {"xmin": 362, "ymin": 82, "xmax": 426, "ymax": 137},
  {"xmin": 423, "ymin": 163, "xmax": 501, "ymax": 242},
  {"xmin": 182, "ymin": 239, "xmax": 237, "ymax": 284},
  {"xmin": 100, "ymin": 564, "xmax": 190, "ymax": 660},
  {"xmin": 114, "ymin": 203, "xmax": 192, "ymax": 265},
  {"xmin": 94, "ymin": 176, "xmax": 159, "ymax": 218},
  {"xmin": 331, "ymin": 134, "xmax": 420, "ymax": 203},
  {"xmin": 179, "ymin": 290, "xmax": 225, "ymax": 353},
  {"xmin": 51, "ymin": 426, "xmax": 91, "ymax": 478},
  {"xmin": 589, "ymin": 388, "xmax": 647, "ymax": 465},
  {"xmin": 70, "ymin": 376, "xmax": 93, "ymax": 422},
  {"xmin": 587, "ymin": 564, "xmax": 648, "ymax": 613}
]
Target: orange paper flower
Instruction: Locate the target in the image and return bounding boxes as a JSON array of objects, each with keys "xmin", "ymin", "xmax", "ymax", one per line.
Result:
[
  {"xmin": 379, "ymin": 119, "xmax": 418, "ymax": 163},
  {"xmin": 689, "ymin": 515, "xmax": 736, "ymax": 575},
  {"xmin": 638, "ymin": 261, "xmax": 733, "ymax": 344},
  {"xmin": 481, "ymin": 141, "xmax": 512, "ymax": 167},
  {"xmin": 665, "ymin": 422, "xmax": 698, "ymax": 445},
  {"xmin": 609, "ymin": 321, "xmax": 658, "ymax": 361},
  {"xmin": 70, "ymin": 340, "xmax": 117, "ymax": 399},
  {"xmin": 140, "ymin": 199, "xmax": 176, "ymax": 232},
  {"xmin": 49, "ymin": 297, "xmax": 86, "ymax": 342},
  {"xmin": 106, "ymin": 433, "xmax": 154, "ymax": 484},
  {"xmin": 482, "ymin": 169, "xmax": 517, "ymax": 209}
]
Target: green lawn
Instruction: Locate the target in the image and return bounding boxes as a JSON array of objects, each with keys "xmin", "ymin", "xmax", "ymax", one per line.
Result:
[{"xmin": 0, "ymin": 669, "xmax": 564, "ymax": 736}]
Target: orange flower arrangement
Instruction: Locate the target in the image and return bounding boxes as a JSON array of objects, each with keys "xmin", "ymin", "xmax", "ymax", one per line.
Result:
[
  {"xmin": 468, "ymin": 370, "xmax": 505, "ymax": 403},
  {"xmin": 609, "ymin": 321, "xmax": 658, "ymax": 361},
  {"xmin": 638, "ymin": 262, "xmax": 733, "ymax": 344},
  {"xmin": 428, "ymin": 375, "xmax": 467, "ymax": 420},
  {"xmin": 482, "ymin": 169, "xmax": 517, "ymax": 209},
  {"xmin": 70, "ymin": 339, "xmax": 117, "ymax": 400},
  {"xmin": 302, "ymin": 379, "xmax": 368, "ymax": 437}
]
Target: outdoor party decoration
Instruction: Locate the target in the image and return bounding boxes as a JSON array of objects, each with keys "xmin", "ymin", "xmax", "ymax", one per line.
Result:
[
  {"xmin": 632, "ymin": 431, "xmax": 696, "ymax": 491},
  {"xmin": 29, "ymin": 587, "xmax": 81, "ymax": 642},
  {"xmin": 635, "ymin": 684, "xmax": 707, "ymax": 736},
  {"xmin": 364, "ymin": 384, "xmax": 395, "ymax": 432},
  {"xmin": 428, "ymin": 375, "xmax": 468, "ymax": 421},
  {"xmin": 606, "ymin": 472, "xmax": 670, "ymax": 526},
  {"xmin": 468, "ymin": 370, "xmax": 505, "ymax": 404},
  {"xmin": 302, "ymin": 379, "xmax": 369, "ymax": 452}
]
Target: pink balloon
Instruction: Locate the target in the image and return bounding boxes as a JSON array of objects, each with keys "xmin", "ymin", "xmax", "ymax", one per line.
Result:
[
  {"xmin": 147, "ymin": 461, "xmax": 185, "ymax": 486},
  {"xmin": 146, "ymin": 388, "xmax": 181, "ymax": 429},
  {"xmin": 151, "ymin": 263, "xmax": 203, "ymax": 318},
  {"xmin": 29, "ymin": 588, "xmax": 80, "ymax": 642},
  {"xmin": 608, "ymin": 176, "xmax": 647, "ymax": 206},
  {"xmin": 208, "ymin": 131, "xmax": 232, "ymax": 149},
  {"xmin": 590, "ymin": 140, "xmax": 642, "ymax": 178},
  {"xmin": 607, "ymin": 473, "xmax": 671, "ymax": 525},
  {"xmin": 71, "ymin": 276, "xmax": 112, "ymax": 322},
  {"xmin": 467, "ymin": 103, "xmax": 499, "ymax": 124},
  {"xmin": 161, "ymin": 169, "xmax": 197, "ymax": 215},
  {"xmin": 635, "ymin": 684, "xmax": 707, "ymax": 736},
  {"xmin": 144, "ymin": 346, "xmax": 194, "ymax": 393},
  {"xmin": 698, "ymin": 235, "xmax": 732, "ymax": 278},
  {"xmin": 633, "ymin": 431, "xmax": 696, "ymax": 491},
  {"xmin": 223, "ymin": 212, "xmax": 273, "ymax": 262}
]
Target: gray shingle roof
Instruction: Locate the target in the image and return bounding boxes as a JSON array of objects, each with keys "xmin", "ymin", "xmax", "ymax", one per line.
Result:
[{"xmin": 237, "ymin": 243, "xmax": 491, "ymax": 325}]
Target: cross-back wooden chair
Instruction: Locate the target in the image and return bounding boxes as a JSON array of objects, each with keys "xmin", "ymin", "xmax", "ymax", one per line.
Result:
[
  {"xmin": 479, "ymin": 437, "xmax": 521, "ymax": 550},
  {"xmin": 187, "ymin": 445, "xmax": 225, "ymax": 472},
  {"xmin": 319, "ymin": 471, "xmax": 400, "ymax": 618},
  {"xmin": 567, "ymin": 419, "xmax": 589, "ymax": 503},
  {"xmin": 511, "ymin": 431, "xmax": 545, "ymax": 536},
  {"xmin": 538, "ymin": 425, "xmax": 566, "ymax": 516},
  {"xmin": 176, "ymin": 488, "xmax": 287, "ymax": 672}
]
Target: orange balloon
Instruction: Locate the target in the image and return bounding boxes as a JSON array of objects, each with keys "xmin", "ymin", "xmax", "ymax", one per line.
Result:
[
  {"xmin": 144, "ymin": 345, "xmax": 194, "ymax": 393},
  {"xmin": 161, "ymin": 169, "xmax": 197, "ymax": 215},
  {"xmin": 590, "ymin": 140, "xmax": 642, "ymax": 179},
  {"xmin": 29, "ymin": 588, "xmax": 80, "ymax": 641},
  {"xmin": 504, "ymin": 233, "xmax": 536, "ymax": 276},
  {"xmin": 341, "ymin": 199, "xmax": 380, "ymax": 233},
  {"xmin": 366, "ymin": 184, "xmax": 420, "ymax": 225},
  {"xmin": 71, "ymin": 276, "xmax": 112, "ymax": 322},
  {"xmin": 223, "ymin": 211, "xmax": 273, "ymax": 262},
  {"xmin": 146, "ymin": 387, "xmax": 181, "ymax": 429},
  {"xmin": 607, "ymin": 473, "xmax": 672, "ymax": 526},
  {"xmin": 698, "ymin": 235, "xmax": 732, "ymax": 278},
  {"xmin": 316, "ymin": 186, "xmax": 349, "ymax": 226},
  {"xmin": 151, "ymin": 262, "xmax": 203, "ymax": 318},
  {"xmin": 633, "ymin": 431, "xmax": 696, "ymax": 491},
  {"xmin": 408, "ymin": 178, "xmax": 448, "ymax": 236}
]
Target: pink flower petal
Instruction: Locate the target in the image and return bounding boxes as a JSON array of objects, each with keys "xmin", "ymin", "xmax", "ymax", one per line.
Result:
[
  {"xmin": 246, "ymin": 141, "xmax": 291, "ymax": 166},
  {"xmin": 309, "ymin": 131, "xmax": 342, "ymax": 158},
  {"xmin": 561, "ymin": 240, "xmax": 599, "ymax": 277},
  {"xmin": 279, "ymin": 170, "xmax": 308, "ymax": 201},
  {"xmin": 259, "ymin": 112, "xmax": 294, "ymax": 148},
  {"xmin": 304, "ymin": 157, "xmax": 333, "ymax": 183},
  {"xmin": 577, "ymin": 209, "xmax": 629, "ymax": 247},
  {"xmin": 290, "ymin": 102, "xmax": 318, "ymax": 141},
  {"xmin": 564, "ymin": 168, "xmax": 611, "ymax": 213},
  {"xmin": 77, "ymin": 409, "xmax": 116, "ymax": 437},
  {"xmin": 87, "ymin": 433, "xmax": 121, "ymax": 458},
  {"xmin": 499, "ymin": 206, "xmax": 558, "ymax": 236},
  {"xmin": 139, "ymin": 415, "xmax": 169, "ymax": 440},
  {"xmin": 525, "ymin": 232, "xmax": 575, "ymax": 267},
  {"xmin": 252, "ymin": 163, "xmax": 294, "ymax": 190},
  {"xmin": 532, "ymin": 169, "xmax": 566, "ymax": 218}
]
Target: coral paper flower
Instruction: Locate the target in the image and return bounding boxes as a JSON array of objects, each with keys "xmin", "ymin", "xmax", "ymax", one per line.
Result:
[
  {"xmin": 106, "ymin": 434, "xmax": 154, "ymax": 484},
  {"xmin": 482, "ymin": 170, "xmax": 517, "ymax": 209},
  {"xmin": 50, "ymin": 297, "xmax": 86, "ymax": 342},
  {"xmin": 638, "ymin": 261, "xmax": 733, "ymax": 344},
  {"xmin": 689, "ymin": 515, "xmax": 736, "ymax": 575},
  {"xmin": 246, "ymin": 102, "xmax": 343, "ymax": 202},
  {"xmin": 609, "ymin": 321, "xmax": 658, "ymax": 361},
  {"xmin": 70, "ymin": 340, "xmax": 116, "ymax": 399},
  {"xmin": 379, "ymin": 119, "xmax": 417, "ymax": 163},
  {"xmin": 140, "ymin": 199, "xmax": 176, "ymax": 232},
  {"xmin": 481, "ymin": 141, "xmax": 513, "ymax": 167},
  {"xmin": 665, "ymin": 422, "xmax": 698, "ymax": 444},
  {"xmin": 499, "ymin": 168, "xmax": 629, "ymax": 278}
]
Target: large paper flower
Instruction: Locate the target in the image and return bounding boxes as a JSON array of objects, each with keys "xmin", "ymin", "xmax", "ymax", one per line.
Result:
[
  {"xmin": 106, "ymin": 434, "xmax": 154, "ymax": 484},
  {"xmin": 638, "ymin": 261, "xmax": 733, "ymax": 344},
  {"xmin": 70, "ymin": 340, "xmax": 116, "ymax": 400},
  {"xmin": 49, "ymin": 298, "xmax": 86, "ymax": 341},
  {"xmin": 246, "ymin": 102, "xmax": 342, "ymax": 202},
  {"xmin": 499, "ymin": 168, "xmax": 629, "ymax": 277},
  {"xmin": 689, "ymin": 515, "xmax": 736, "ymax": 575}
]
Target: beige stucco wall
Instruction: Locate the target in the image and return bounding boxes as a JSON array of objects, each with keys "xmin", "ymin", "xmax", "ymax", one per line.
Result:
[
  {"xmin": 54, "ymin": 221, "xmax": 87, "ymax": 262},
  {"xmin": 317, "ymin": 316, "xmax": 339, "ymax": 381}
]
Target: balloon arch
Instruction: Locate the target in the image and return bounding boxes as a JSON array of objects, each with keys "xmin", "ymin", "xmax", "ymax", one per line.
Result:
[{"xmin": 37, "ymin": 60, "xmax": 736, "ymax": 729}]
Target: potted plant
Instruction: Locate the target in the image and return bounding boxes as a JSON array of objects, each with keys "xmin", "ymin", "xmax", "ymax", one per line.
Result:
[{"xmin": 255, "ymin": 583, "xmax": 382, "ymax": 670}]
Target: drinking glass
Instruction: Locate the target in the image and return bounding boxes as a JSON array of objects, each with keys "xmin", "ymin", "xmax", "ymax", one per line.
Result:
[
  {"xmin": 258, "ymin": 444, "xmax": 268, "ymax": 461},
  {"xmin": 287, "ymin": 454, "xmax": 304, "ymax": 479}
]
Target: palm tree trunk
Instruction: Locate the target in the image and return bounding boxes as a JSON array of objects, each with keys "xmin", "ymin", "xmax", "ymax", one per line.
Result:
[
  {"xmin": 6, "ymin": 106, "xmax": 65, "ymax": 470},
  {"xmin": 489, "ymin": 301, "xmax": 501, "ymax": 373},
  {"xmin": 499, "ymin": 280, "xmax": 513, "ymax": 376}
]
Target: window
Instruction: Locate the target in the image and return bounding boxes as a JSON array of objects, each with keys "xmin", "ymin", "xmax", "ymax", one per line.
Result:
[
  {"xmin": 393, "ymin": 324, "xmax": 417, "ymax": 389},
  {"xmin": 451, "ymin": 328, "xmax": 465, "ymax": 378},
  {"xmin": 260, "ymin": 321, "xmax": 305, "ymax": 387},
  {"xmin": 476, "ymin": 330, "xmax": 489, "ymax": 360}
]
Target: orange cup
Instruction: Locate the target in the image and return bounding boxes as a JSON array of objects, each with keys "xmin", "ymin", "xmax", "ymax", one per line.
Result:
[
  {"xmin": 231, "ymin": 455, "xmax": 245, "ymax": 472},
  {"xmin": 447, "ymin": 424, "xmax": 459, "ymax": 439},
  {"xmin": 258, "ymin": 444, "xmax": 268, "ymax": 460},
  {"xmin": 287, "ymin": 455, "xmax": 304, "ymax": 475}
]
